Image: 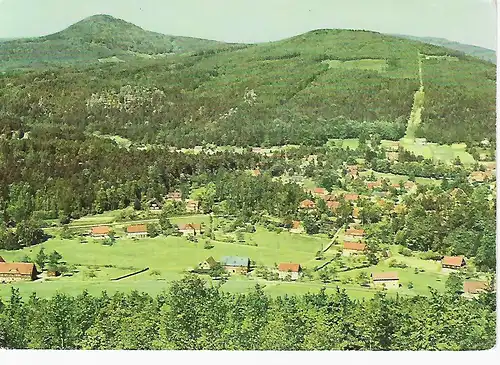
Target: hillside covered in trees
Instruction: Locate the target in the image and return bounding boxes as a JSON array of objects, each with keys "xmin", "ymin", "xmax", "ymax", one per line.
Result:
[
  {"xmin": 0, "ymin": 17, "xmax": 495, "ymax": 146},
  {"xmin": 0, "ymin": 14, "xmax": 232, "ymax": 70}
]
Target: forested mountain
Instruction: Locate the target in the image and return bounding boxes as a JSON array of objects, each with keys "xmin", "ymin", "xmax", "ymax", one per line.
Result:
[
  {"xmin": 391, "ymin": 34, "xmax": 496, "ymax": 64},
  {"xmin": 0, "ymin": 26, "xmax": 495, "ymax": 146},
  {"xmin": 0, "ymin": 14, "xmax": 233, "ymax": 70}
]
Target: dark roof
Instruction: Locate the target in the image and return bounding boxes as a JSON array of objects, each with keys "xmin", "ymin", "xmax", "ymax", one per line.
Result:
[
  {"xmin": 0, "ymin": 256, "xmax": 5, "ymax": 263},
  {"xmin": 205, "ymin": 256, "xmax": 217, "ymax": 268},
  {"xmin": 220, "ymin": 256, "xmax": 250, "ymax": 267}
]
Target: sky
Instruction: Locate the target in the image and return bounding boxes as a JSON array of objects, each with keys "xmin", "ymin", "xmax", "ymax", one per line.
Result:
[{"xmin": 0, "ymin": 0, "xmax": 497, "ymax": 49}]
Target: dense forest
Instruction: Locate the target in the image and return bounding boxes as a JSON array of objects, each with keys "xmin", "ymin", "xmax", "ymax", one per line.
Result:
[{"xmin": 0, "ymin": 276, "xmax": 495, "ymax": 350}]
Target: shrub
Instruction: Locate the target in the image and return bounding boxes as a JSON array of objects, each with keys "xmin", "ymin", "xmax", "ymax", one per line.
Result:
[
  {"xmin": 419, "ymin": 251, "xmax": 443, "ymax": 261},
  {"xmin": 86, "ymin": 270, "xmax": 96, "ymax": 278},
  {"xmin": 204, "ymin": 241, "xmax": 214, "ymax": 250},
  {"xmin": 399, "ymin": 247, "xmax": 413, "ymax": 257},
  {"xmin": 408, "ymin": 281, "xmax": 414, "ymax": 289},
  {"xmin": 388, "ymin": 259, "xmax": 408, "ymax": 269}
]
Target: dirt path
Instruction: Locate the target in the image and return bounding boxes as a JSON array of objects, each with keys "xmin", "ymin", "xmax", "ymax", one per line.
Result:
[
  {"xmin": 404, "ymin": 52, "xmax": 425, "ymax": 140},
  {"xmin": 68, "ymin": 214, "xmax": 207, "ymax": 229}
]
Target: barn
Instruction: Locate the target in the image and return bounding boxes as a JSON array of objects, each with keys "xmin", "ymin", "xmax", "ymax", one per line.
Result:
[
  {"xmin": 441, "ymin": 256, "xmax": 466, "ymax": 270},
  {"xmin": 91, "ymin": 226, "xmax": 111, "ymax": 239},
  {"xmin": 0, "ymin": 262, "xmax": 38, "ymax": 283},
  {"xmin": 126, "ymin": 224, "xmax": 148, "ymax": 238}
]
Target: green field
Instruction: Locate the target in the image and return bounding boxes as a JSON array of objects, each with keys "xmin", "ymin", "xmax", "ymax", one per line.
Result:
[
  {"xmin": 0, "ymin": 217, "xmax": 456, "ymax": 301},
  {"xmin": 399, "ymin": 137, "xmax": 475, "ymax": 164}
]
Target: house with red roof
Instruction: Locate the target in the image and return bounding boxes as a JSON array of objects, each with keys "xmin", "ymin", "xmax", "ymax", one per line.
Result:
[
  {"xmin": 342, "ymin": 241, "xmax": 367, "ymax": 256},
  {"xmin": 90, "ymin": 226, "xmax": 112, "ymax": 239},
  {"xmin": 0, "ymin": 261, "xmax": 38, "ymax": 283},
  {"xmin": 441, "ymin": 256, "xmax": 466, "ymax": 270},
  {"xmin": 278, "ymin": 263, "xmax": 302, "ymax": 281},
  {"xmin": 327, "ymin": 201, "xmax": 340, "ymax": 211},
  {"xmin": 463, "ymin": 281, "xmax": 490, "ymax": 297},
  {"xmin": 300, "ymin": 199, "xmax": 316, "ymax": 209},
  {"xmin": 126, "ymin": 224, "xmax": 148, "ymax": 238},
  {"xmin": 344, "ymin": 193, "xmax": 359, "ymax": 202},
  {"xmin": 178, "ymin": 223, "xmax": 203, "ymax": 236},
  {"xmin": 290, "ymin": 220, "xmax": 305, "ymax": 234},
  {"xmin": 345, "ymin": 228, "xmax": 365, "ymax": 241},
  {"xmin": 371, "ymin": 272, "xmax": 400, "ymax": 289}
]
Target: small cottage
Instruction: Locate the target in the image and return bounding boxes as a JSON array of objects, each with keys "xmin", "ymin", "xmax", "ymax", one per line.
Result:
[
  {"xmin": 126, "ymin": 224, "xmax": 148, "ymax": 238},
  {"xmin": 344, "ymin": 193, "xmax": 359, "ymax": 202},
  {"xmin": 185, "ymin": 199, "xmax": 200, "ymax": 213},
  {"xmin": 366, "ymin": 181, "xmax": 382, "ymax": 190},
  {"xmin": 166, "ymin": 191, "xmax": 183, "ymax": 202},
  {"xmin": 327, "ymin": 201, "xmax": 340, "ymax": 211},
  {"xmin": 198, "ymin": 256, "xmax": 218, "ymax": 271},
  {"xmin": 148, "ymin": 199, "xmax": 163, "ymax": 211},
  {"xmin": 441, "ymin": 256, "xmax": 466, "ymax": 270},
  {"xmin": 220, "ymin": 256, "xmax": 250, "ymax": 274},
  {"xmin": 91, "ymin": 226, "xmax": 112, "ymax": 239},
  {"xmin": 251, "ymin": 169, "xmax": 261, "ymax": 177},
  {"xmin": 178, "ymin": 223, "xmax": 202, "ymax": 236},
  {"xmin": 342, "ymin": 242, "xmax": 367, "ymax": 256},
  {"xmin": 469, "ymin": 171, "xmax": 488, "ymax": 183},
  {"xmin": 344, "ymin": 228, "xmax": 365, "ymax": 241},
  {"xmin": 0, "ymin": 262, "xmax": 38, "ymax": 283},
  {"xmin": 371, "ymin": 272, "xmax": 400, "ymax": 289},
  {"xmin": 312, "ymin": 187, "xmax": 328, "ymax": 197},
  {"xmin": 300, "ymin": 199, "xmax": 316, "ymax": 209},
  {"xmin": 0, "ymin": 256, "xmax": 5, "ymax": 263},
  {"xmin": 463, "ymin": 281, "xmax": 489, "ymax": 297},
  {"xmin": 278, "ymin": 263, "xmax": 302, "ymax": 281},
  {"xmin": 290, "ymin": 220, "xmax": 305, "ymax": 234}
]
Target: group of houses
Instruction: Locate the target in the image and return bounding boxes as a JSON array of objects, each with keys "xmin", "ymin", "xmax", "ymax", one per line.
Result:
[
  {"xmin": 197, "ymin": 256, "xmax": 303, "ymax": 280},
  {"xmin": 148, "ymin": 191, "xmax": 200, "ymax": 213},
  {"xmin": 89, "ymin": 222, "xmax": 203, "ymax": 240},
  {"xmin": 0, "ymin": 256, "xmax": 38, "ymax": 283}
]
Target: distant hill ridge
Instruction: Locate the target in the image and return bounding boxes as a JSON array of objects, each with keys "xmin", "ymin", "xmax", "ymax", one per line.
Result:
[
  {"xmin": 391, "ymin": 34, "xmax": 496, "ymax": 64},
  {"xmin": 0, "ymin": 14, "xmax": 236, "ymax": 70}
]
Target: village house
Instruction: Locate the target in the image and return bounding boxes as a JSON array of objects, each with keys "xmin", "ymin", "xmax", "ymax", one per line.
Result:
[
  {"xmin": 463, "ymin": 281, "xmax": 490, "ymax": 298},
  {"xmin": 90, "ymin": 226, "xmax": 112, "ymax": 239},
  {"xmin": 344, "ymin": 228, "xmax": 365, "ymax": 241},
  {"xmin": 371, "ymin": 272, "xmax": 400, "ymax": 289},
  {"xmin": 251, "ymin": 169, "xmax": 261, "ymax": 177},
  {"xmin": 290, "ymin": 220, "xmax": 305, "ymax": 234},
  {"xmin": 310, "ymin": 187, "xmax": 328, "ymax": 197},
  {"xmin": 166, "ymin": 191, "xmax": 183, "ymax": 202},
  {"xmin": 366, "ymin": 181, "xmax": 383, "ymax": 190},
  {"xmin": 342, "ymin": 241, "xmax": 367, "ymax": 256},
  {"xmin": 441, "ymin": 256, "xmax": 466, "ymax": 270},
  {"xmin": 0, "ymin": 261, "xmax": 38, "ymax": 283},
  {"xmin": 0, "ymin": 256, "xmax": 4, "ymax": 263},
  {"xmin": 322, "ymin": 194, "xmax": 337, "ymax": 201},
  {"xmin": 327, "ymin": 201, "xmax": 340, "ymax": 211},
  {"xmin": 344, "ymin": 193, "xmax": 359, "ymax": 202},
  {"xmin": 300, "ymin": 199, "xmax": 316, "ymax": 210},
  {"xmin": 185, "ymin": 199, "xmax": 200, "ymax": 213},
  {"xmin": 126, "ymin": 224, "xmax": 148, "ymax": 238},
  {"xmin": 178, "ymin": 223, "xmax": 203, "ymax": 236},
  {"xmin": 198, "ymin": 256, "xmax": 218, "ymax": 271},
  {"xmin": 278, "ymin": 263, "xmax": 302, "ymax": 281},
  {"xmin": 148, "ymin": 198, "xmax": 163, "ymax": 212},
  {"xmin": 469, "ymin": 171, "xmax": 489, "ymax": 183},
  {"xmin": 220, "ymin": 256, "xmax": 250, "ymax": 274}
]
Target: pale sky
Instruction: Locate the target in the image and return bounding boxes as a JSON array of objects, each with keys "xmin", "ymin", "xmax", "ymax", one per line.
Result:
[{"xmin": 0, "ymin": 0, "xmax": 497, "ymax": 49}]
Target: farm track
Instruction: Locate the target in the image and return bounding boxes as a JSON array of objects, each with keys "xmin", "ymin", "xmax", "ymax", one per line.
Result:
[{"xmin": 67, "ymin": 214, "xmax": 207, "ymax": 229}]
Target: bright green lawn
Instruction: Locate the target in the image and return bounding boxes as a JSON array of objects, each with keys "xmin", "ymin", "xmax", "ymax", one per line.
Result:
[{"xmin": 399, "ymin": 138, "xmax": 475, "ymax": 165}]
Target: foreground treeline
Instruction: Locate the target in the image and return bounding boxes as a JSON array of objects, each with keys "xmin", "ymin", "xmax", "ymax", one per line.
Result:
[{"xmin": 0, "ymin": 276, "xmax": 496, "ymax": 350}]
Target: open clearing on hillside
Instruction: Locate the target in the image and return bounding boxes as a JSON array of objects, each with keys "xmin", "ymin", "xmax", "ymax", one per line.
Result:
[
  {"xmin": 321, "ymin": 59, "xmax": 388, "ymax": 72},
  {"xmin": 399, "ymin": 138, "xmax": 475, "ymax": 164}
]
